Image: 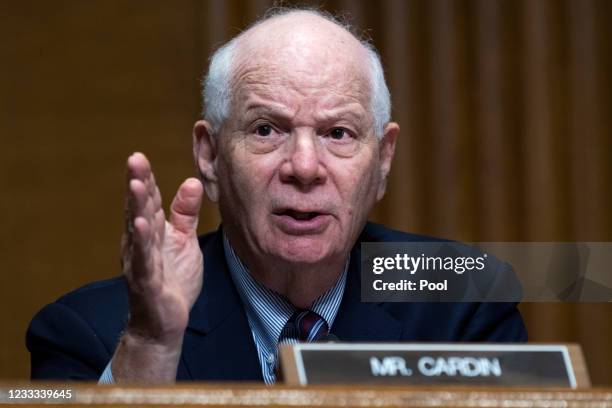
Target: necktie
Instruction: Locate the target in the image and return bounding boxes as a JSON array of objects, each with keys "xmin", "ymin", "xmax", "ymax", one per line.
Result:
[{"xmin": 280, "ymin": 309, "xmax": 329, "ymax": 342}]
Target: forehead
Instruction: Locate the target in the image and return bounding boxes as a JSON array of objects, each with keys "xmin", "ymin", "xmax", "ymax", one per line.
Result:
[
  {"xmin": 232, "ymin": 59, "xmax": 370, "ymax": 111},
  {"xmin": 229, "ymin": 14, "xmax": 372, "ymax": 114}
]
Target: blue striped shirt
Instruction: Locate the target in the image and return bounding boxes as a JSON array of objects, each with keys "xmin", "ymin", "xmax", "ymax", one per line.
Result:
[{"xmin": 223, "ymin": 233, "xmax": 347, "ymax": 384}]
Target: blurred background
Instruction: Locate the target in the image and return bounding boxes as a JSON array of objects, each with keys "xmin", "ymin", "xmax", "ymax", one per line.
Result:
[{"xmin": 0, "ymin": 0, "xmax": 610, "ymax": 384}]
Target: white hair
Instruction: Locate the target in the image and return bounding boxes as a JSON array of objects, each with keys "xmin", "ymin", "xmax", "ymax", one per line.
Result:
[{"xmin": 202, "ymin": 9, "xmax": 391, "ymax": 139}]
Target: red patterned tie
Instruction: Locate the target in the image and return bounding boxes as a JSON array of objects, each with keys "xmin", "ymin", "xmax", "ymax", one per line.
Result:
[{"xmin": 281, "ymin": 309, "xmax": 329, "ymax": 342}]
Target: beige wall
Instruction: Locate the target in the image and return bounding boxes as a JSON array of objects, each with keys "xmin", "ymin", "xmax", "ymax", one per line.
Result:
[{"xmin": 1, "ymin": 0, "xmax": 610, "ymax": 384}]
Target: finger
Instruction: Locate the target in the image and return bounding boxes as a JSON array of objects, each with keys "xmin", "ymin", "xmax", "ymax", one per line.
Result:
[
  {"xmin": 143, "ymin": 170, "xmax": 162, "ymax": 239},
  {"xmin": 169, "ymin": 178, "xmax": 204, "ymax": 234},
  {"xmin": 129, "ymin": 179, "xmax": 149, "ymax": 219},
  {"xmin": 150, "ymin": 182, "xmax": 164, "ymax": 241},
  {"xmin": 129, "ymin": 178, "xmax": 166, "ymax": 255},
  {"xmin": 147, "ymin": 172, "xmax": 158, "ymax": 199},
  {"xmin": 124, "ymin": 152, "xmax": 152, "ymax": 236},
  {"xmin": 128, "ymin": 153, "xmax": 163, "ymax": 215},
  {"xmin": 126, "ymin": 154, "xmax": 161, "ymax": 226},
  {"xmin": 130, "ymin": 216, "xmax": 155, "ymax": 281},
  {"xmin": 123, "ymin": 152, "xmax": 160, "ymax": 279},
  {"xmin": 122, "ymin": 180, "xmax": 150, "ymax": 276},
  {"xmin": 126, "ymin": 152, "xmax": 152, "ymax": 183},
  {"xmin": 152, "ymin": 183, "xmax": 162, "ymax": 212},
  {"xmin": 123, "ymin": 181, "xmax": 145, "ymax": 259}
]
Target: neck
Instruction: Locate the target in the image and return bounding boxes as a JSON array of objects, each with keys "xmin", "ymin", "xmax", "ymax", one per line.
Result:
[
  {"xmin": 225, "ymin": 233, "xmax": 347, "ymax": 308},
  {"xmin": 249, "ymin": 259, "xmax": 346, "ymax": 308}
]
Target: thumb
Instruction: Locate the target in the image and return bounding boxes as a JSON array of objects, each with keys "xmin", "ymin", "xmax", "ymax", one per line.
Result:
[{"xmin": 169, "ymin": 178, "xmax": 204, "ymax": 234}]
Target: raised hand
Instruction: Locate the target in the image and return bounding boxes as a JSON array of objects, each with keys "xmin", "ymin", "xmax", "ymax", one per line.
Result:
[{"xmin": 113, "ymin": 152, "xmax": 204, "ymax": 383}]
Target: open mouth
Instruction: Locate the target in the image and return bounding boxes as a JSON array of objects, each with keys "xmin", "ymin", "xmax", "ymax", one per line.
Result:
[
  {"xmin": 282, "ymin": 209, "xmax": 321, "ymax": 221},
  {"xmin": 272, "ymin": 208, "xmax": 331, "ymax": 234}
]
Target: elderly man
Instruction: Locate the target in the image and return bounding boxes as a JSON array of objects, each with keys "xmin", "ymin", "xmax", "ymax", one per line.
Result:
[{"xmin": 27, "ymin": 9, "xmax": 526, "ymax": 384}]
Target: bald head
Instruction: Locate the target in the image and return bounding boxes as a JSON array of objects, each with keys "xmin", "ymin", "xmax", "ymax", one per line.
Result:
[
  {"xmin": 202, "ymin": 9, "xmax": 391, "ymax": 138},
  {"xmin": 234, "ymin": 11, "xmax": 369, "ymax": 72}
]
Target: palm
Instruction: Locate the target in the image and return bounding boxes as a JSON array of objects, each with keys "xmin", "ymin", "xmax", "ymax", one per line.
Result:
[
  {"xmin": 159, "ymin": 221, "xmax": 203, "ymax": 323},
  {"xmin": 123, "ymin": 152, "xmax": 204, "ymax": 341}
]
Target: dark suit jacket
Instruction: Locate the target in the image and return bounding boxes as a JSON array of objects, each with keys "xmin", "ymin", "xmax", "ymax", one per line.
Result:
[{"xmin": 27, "ymin": 222, "xmax": 527, "ymax": 380}]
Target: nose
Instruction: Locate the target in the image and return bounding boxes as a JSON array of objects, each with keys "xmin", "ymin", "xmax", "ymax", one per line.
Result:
[{"xmin": 279, "ymin": 130, "xmax": 327, "ymax": 187}]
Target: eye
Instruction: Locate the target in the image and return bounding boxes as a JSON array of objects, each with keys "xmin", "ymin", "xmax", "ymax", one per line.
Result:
[
  {"xmin": 255, "ymin": 124, "xmax": 273, "ymax": 137},
  {"xmin": 329, "ymin": 128, "xmax": 348, "ymax": 140},
  {"xmin": 328, "ymin": 128, "xmax": 354, "ymax": 142}
]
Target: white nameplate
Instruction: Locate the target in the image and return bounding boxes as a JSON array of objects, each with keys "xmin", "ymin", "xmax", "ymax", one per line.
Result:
[{"xmin": 279, "ymin": 343, "xmax": 590, "ymax": 388}]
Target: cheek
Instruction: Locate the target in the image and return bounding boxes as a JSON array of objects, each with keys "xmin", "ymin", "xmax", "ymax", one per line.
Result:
[
  {"xmin": 218, "ymin": 145, "xmax": 277, "ymax": 215},
  {"xmin": 336, "ymin": 158, "xmax": 380, "ymax": 220}
]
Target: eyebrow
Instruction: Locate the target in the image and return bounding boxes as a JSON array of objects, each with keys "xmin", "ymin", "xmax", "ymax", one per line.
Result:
[
  {"xmin": 313, "ymin": 106, "xmax": 365, "ymax": 124},
  {"xmin": 244, "ymin": 101, "xmax": 294, "ymax": 120},
  {"xmin": 242, "ymin": 100, "xmax": 367, "ymax": 127}
]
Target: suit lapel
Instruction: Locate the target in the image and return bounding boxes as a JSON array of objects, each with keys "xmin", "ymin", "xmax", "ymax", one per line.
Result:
[
  {"xmin": 332, "ymin": 239, "xmax": 403, "ymax": 341},
  {"xmin": 179, "ymin": 229, "xmax": 262, "ymax": 381}
]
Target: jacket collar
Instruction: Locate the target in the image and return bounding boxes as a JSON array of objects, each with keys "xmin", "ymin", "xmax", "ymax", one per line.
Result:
[
  {"xmin": 186, "ymin": 227, "xmax": 239, "ymax": 334},
  {"xmin": 332, "ymin": 231, "xmax": 403, "ymax": 341},
  {"xmin": 180, "ymin": 227, "xmax": 262, "ymax": 381}
]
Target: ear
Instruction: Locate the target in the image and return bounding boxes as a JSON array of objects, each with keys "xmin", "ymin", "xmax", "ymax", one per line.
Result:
[
  {"xmin": 376, "ymin": 122, "xmax": 399, "ymax": 201},
  {"xmin": 193, "ymin": 120, "xmax": 219, "ymax": 202}
]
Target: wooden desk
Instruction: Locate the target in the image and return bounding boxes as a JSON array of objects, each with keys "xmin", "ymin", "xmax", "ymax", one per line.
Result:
[{"xmin": 1, "ymin": 383, "xmax": 611, "ymax": 407}]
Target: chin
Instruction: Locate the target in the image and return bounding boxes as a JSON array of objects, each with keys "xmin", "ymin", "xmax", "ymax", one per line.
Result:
[{"xmin": 270, "ymin": 235, "xmax": 337, "ymax": 265}]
